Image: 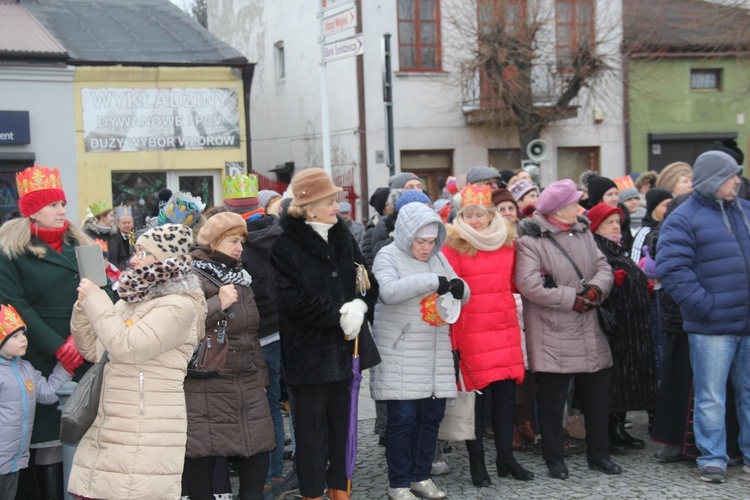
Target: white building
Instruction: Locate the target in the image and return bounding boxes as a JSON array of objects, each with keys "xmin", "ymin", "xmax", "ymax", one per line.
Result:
[{"xmin": 209, "ymin": 0, "xmax": 625, "ymax": 217}]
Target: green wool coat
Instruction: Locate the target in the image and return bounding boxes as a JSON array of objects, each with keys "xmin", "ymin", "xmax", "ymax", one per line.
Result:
[{"xmin": 0, "ymin": 239, "xmax": 113, "ymax": 444}]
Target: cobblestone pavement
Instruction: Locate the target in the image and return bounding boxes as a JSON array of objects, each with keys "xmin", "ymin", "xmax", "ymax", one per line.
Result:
[{"xmin": 238, "ymin": 371, "xmax": 750, "ymax": 499}]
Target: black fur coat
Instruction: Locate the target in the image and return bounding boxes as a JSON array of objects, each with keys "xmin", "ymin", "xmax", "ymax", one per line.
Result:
[{"xmin": 270, "ymin": 213, "xmax": 380, "ymax": 385}]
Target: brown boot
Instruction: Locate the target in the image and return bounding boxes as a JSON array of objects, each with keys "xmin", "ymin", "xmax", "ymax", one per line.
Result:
[
  {"xmin": 325, "ymin": 489, "xmax": 350, "ymax": 500},
  {"xmin": 519, "ymin": 418, "xmax": 537, "ymax": 442},
  {"xmin": 512, "ymin": 424, "xmax": 527, "ymax": 451}
]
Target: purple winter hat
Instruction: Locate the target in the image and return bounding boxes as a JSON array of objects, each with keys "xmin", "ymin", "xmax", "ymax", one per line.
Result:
[{"xmin": 535, "ymin": 179, "xmax": 583, "ymax": 215}]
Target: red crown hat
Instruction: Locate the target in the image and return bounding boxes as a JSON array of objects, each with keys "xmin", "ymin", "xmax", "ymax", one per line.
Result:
[
  {"xmin": 460, "ymin": 184, "xmax": 493, "ymax": 208},
  {"xmin": 93, "ymin": 238, "xmax": 110, "ymax": 256},
  {"xmin": 15, "ymin": 165, "xmax": 66, "ymax": 218},
  {"xmin": 0, "ymin": 304, "xmax": 26, "ymax": 347}
]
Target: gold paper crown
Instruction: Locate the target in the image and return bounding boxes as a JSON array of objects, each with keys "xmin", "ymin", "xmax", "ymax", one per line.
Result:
[
  {"xmin": 461, "ymin": 184, "xmax": 493, "ymax": 208},
  {"xmin": 0, "ymin": 304, "xmax": 26, "ymax": 341},
  {"xmin": 89, "ymin": 200, "xmax": 112, "ymax": 217},
  {"xmin": 15, "ymin": 165, "xmax": 64, "ymax": 198},
  {"xmin": 93, "ymin": 238, "xmax": 109, "ymax": 254},
  {"xmin": 223, "ymin": 174, "xmax": 259, "ymax": 200},
  {"xmin": 115, "ymin": 205, "xmax": 133, "ymax": 219}
]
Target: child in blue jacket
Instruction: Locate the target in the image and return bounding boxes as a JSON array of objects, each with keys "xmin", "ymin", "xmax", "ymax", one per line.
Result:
[{"xmin": 0, "ymin": 304, "xmax": 71, "ymax": 498}]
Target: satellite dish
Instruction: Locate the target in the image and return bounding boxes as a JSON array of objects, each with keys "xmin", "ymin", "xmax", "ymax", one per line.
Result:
[{"xmin": 526, "ymin": 140, "xmax": 549, "ymax": 163}]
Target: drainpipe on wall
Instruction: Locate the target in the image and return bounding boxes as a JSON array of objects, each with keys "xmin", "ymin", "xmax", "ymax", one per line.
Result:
[
  {"xmin": 623, "ymin": 57, "xmax": 632, "ymax": 174},
  {"xmin": 356, "ymin": 0, "xmax": 369, "ymax": 220},
  {"xmin": 242, "ymin": 63, "xmax": 255, "ymax": 172}
]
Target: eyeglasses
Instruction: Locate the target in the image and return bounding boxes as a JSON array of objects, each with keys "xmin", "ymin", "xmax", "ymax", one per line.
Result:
[{"xmin": 135, "ymin": 251, "xmax": 153, "ymax": 260}]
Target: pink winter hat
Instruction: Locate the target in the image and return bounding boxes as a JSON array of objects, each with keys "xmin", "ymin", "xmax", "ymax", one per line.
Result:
[{"xmin": 535, "ymin": 179, "xmax": 583, "ymax": 215}]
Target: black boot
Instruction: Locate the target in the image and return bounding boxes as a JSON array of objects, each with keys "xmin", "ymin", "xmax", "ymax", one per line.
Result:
[
  {"xmin": 496, "ymin": 449, "xmax": 534, "ymax": 481},
  {"xmin": 607, "ymin": 414, "xmax": 626, "ymax": 455},
  {"xmin": 467, "ymin": 447, "xmax": 491, "ymax": 487},
  {"xmin": 612, "ymin": 412, "xmax": 645, "ymax": 449},
  {"xmin": 34, "ymin": 462, "xmax": 63, "ymax": 500}
]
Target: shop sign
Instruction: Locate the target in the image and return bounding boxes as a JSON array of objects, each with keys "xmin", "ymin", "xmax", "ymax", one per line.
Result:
[{"xmin": 0, "ymin": 111, "xmax": 30, "ymax": 145}]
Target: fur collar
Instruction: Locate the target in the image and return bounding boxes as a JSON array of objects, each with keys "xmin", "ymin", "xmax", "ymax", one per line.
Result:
[
  {"xmin": 143, "ymin": 273, "xmax": 202, "ymax": 302},
  {"xmin": 519, "ymin": 214, "xmax": 590, "ymax": 238},
  {"xmin": 279, "ymin": 213, "xmax": 351, "ymax": 261}
]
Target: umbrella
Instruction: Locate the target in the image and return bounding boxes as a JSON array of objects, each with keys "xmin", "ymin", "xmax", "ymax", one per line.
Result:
[{"xmin": 345, "ymin": 336, "xmax": 361, "ymax": 495}]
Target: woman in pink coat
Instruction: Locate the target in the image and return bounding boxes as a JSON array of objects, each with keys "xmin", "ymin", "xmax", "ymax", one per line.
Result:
[{"xmin": 441, "ymin": 185, "xmax": 531, "ymax": 488}]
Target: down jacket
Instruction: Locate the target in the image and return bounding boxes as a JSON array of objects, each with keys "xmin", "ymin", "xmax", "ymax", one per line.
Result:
[
  {"xmin": 656, "ymin": 192, "xmax": 750, "ymax": 336},
  {"xmin": 515, "ymin": 214, "xmax": 613, "ymax": 374},
  {"xmin": 68, "ymin": 274, "xmax": 206, "ymax": 500},
  {"xmin": 441, "ymin": 225, "xmax": 524, "ymax": 391},
  {"xmin": 371, "ymin": 203, "xmax": 470, "ymax": 401},
  {"xmin": 0, "ymin": 359, "xmax": 69, "ymax": 474},
  {"xmin": 185, "ymin": 248, "xmax": 274, "ymax": 459},
  {"xmin": 270, "ymin": 213, "xmax": 380, "ymax": 386}
]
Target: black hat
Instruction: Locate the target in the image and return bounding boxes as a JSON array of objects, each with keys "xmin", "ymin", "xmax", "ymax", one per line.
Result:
[
  {"xmin": 712, "ymin": 139, "xmax": 744, "ymax": 166},
  {"xmin": 646, "ymin": 188, "xmax": 673, "ymax": 218},
  {"xmin": 498, "ymin": 170, "xmax": 515, "ymax": 188},
  {"xmin": 586, "ymin": 176, "xmax": 617, "ymax": 206},
  {"xmin": 369, "ymin": 187, "xmax": 390, "ymax": 216},
  {"xmin": 157, "ymin": 188, "xmax": 173, "ymax": 210}
]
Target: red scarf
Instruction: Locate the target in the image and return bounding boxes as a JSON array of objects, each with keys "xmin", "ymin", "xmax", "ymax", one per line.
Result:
[
  {"xmin": 31, "ymin": 221, "xmax": 69, "ymax": 253},
  {"xmin": 544, "ymin": 215, "xmax": 573, "ymax": 232}
]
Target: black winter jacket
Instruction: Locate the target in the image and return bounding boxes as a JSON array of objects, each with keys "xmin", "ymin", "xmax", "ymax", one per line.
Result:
[
  {"xmin": 270, "ymin": 214, "xmax": 380, "ymax": 385},
  {"xmin": 243, "ymin": 215, "xmax": 284, "ymax": 339}
]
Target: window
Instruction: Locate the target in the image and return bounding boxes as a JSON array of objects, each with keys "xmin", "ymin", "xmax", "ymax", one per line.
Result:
[
  {"xmin": 478, "ymin": 0, "xmax": 526, "ymax": 36},
  {"xmin": 555, "ymin": 0, "xmax": 594, "ymax": 70},
  {"xmin": 401, "ymin": 150, "xmax": 452, "ymax": 201},
  {"xmin": 557, "ymin": 146, "xmax": 599, "ymax": 183},
  {"xmin": 489, "ymin": 148, "xmax": 522, "ymax": 171},
  {"xmin": 274, "ymin": 41, "xmax": 285, "ymax": 81},
  {"xmin": 397, "ymin": 0, "xmax": 441, "ymax": 71},
  {"xmin": 691, "ymin": 69, "xmax": 722, "ymax": 91}
]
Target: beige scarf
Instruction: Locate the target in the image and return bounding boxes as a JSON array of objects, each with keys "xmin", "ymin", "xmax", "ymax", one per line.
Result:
[{"xmin": 453, "ymin": 212, "xmax": 508, "ymax": 252}]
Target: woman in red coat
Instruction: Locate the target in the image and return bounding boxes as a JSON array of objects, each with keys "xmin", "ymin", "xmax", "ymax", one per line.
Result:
[{"xmin": 441, "ymin": 185, "xmax": 531, "ymax": 488}]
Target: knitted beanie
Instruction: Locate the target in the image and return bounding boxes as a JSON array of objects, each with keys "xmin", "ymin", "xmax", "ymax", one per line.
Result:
[{"xmin": 586, "ymin": 176, "xmax": 617, "ymax": 206}]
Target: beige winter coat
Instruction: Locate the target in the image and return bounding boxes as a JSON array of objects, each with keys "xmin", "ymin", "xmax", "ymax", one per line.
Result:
[
  {"xmin": 515, "ymin": 214, "xmax": 613, "ymax": 374},
  {"xmin": 68, "ymin": 274, "xmax": 206, "ymax": 500}
]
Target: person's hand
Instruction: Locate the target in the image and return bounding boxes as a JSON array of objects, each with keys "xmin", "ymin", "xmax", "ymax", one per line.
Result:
[
  {"xmin": 437, "ymin": 276, "xmax": 451, "ymax": 295},
  {"xmin": 448, "ymin": 278, "xmax": 465, "ymax": 300},
  {"xmin": 580, "ymin": 285, "xmax": 602, "ymax": 306},
  {"xmin": 573, "ymin": 295, "xmax": 596, "ymax": 313},
  {"xmin": 76, "ymin": 278, "xmax": 100, "ymax": 304},
  {"xmin": 54, "ymin": 336, "xmax": 84, "ymax": 375},
  {"xmin": 218, "ymin": 285, "xmax": 238, "ymax": 310},
  {"xmin": 613, "ymin": 270, "xmax": 627, "ymax": 287},
  {"xmin": 339, "ymin": 299, "xmax": 368, "ymax": 340}
]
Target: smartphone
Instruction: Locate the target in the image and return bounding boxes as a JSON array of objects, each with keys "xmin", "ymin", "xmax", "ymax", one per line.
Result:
[{"xmin": 75, "ymin": 245, "xmax": 108, "ymax": 287}]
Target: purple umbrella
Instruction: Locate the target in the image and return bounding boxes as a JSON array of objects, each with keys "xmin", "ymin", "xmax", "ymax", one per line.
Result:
[{"xmin": 346, "ymin": 336, "xmax": 361, "ymax": 495}]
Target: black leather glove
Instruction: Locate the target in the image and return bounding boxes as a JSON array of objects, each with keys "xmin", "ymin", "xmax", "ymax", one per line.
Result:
[
  {"xmin": 437, "ymin": 276, "xmax": 451, "ymax": 295},
  {"xmin": 448, "ymin": 278, "xmax": 465, "ymax": 300}
]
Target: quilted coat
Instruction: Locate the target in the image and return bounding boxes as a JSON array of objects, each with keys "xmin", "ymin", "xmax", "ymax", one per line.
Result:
[
  {"xmin": 68, "ymin": 275, "xmax": 206, "ymax": 500},
  {"xmin": 441, "ymin": 225, "xmax": 524, "ymax": 392},
  {"xmin": 515, "ymin": 214, "xmax": 613, "ymax": 374},
  {"xmin": 370, "ymin": 203, "xmax": 470, "ymax": 401},
  {"xmin": 185, "ymin": 248, "xmax": 274, "ymax": 459},
  {"xmin": 656, "ymin": 192, "xmax": 750, "ymax": 336},
  {"xmin": 270, "ymin": 213, "xmax": 380, "ymax": 386}
]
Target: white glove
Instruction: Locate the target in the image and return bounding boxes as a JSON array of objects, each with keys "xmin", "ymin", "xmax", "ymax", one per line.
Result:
[{"xmin": 339, "ymin": 299, "xmax": 368, "ymax": 340}]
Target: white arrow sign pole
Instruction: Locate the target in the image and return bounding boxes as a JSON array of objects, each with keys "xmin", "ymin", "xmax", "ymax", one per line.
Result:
[{"xmin": 318, "ymin": 1, "xmax": 332, "ymax": 177}]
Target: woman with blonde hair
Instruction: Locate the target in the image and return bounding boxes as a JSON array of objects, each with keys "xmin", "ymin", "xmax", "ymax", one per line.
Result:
[
  {"xmin": 441, "ymin": 185, "xmax": 531, "ymax": 487},
  {"xmin": 270, "ymin": 168, "xmax": 380, "ymax": 500}
]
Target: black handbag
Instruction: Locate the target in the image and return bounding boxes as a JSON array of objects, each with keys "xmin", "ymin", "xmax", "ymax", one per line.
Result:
[
  {"xmin": 189, "ymin": 266, "xmax": 231, "ymax": 379},
  {"xmin": 544, "ymin": 234, "xmax": 618, "ymax": 336},
  {"xmin": 60, "ymin": 351, "xmax": 109, "ymax": 445}
]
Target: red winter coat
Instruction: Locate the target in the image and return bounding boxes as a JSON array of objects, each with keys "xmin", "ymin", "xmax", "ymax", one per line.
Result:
[{"xmin": 442, "ymin": 225, "xmax": 525, "ymax": 391}]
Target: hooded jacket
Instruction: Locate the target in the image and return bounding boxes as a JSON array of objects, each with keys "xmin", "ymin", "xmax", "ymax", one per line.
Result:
[
  {"xmin": 656, "ymin": 191, "xmax": 750, "ymax": 336},
  {"xmin": 68, "ymin": 275, "xmax": 206, "ymax": 500},
  {"xmin": 371, "ymin": 203, "xmax": 470, "ymax": 400},
  {"xmin": 515, "ymin": 214, "xmax": 614, "ymax": 373},
  {"xmin": 243, "ymin": 215, "xmax": 283, "ymax": 339},
  {"xmin": 270, "ymin": 213, "xmax": 380, "ymax": 386},
  {"xmin": 441, "ymin": 224, "xmax": 524, "ymax": 391}
]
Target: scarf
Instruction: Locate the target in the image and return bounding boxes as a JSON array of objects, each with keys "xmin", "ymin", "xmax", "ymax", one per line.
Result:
[
  {"xmin": 192, "ymin": 252, "xmax": 252, "ymax": 287},
  {"xmin": 453, "ymin": 213, "xmax": 508, "ymax": 252},
  {"xmin": 117, "ymin": 255, "xmax": 193, "ymax": 303},
  {"xmin": 544, "ymin": 215, "xmax": 573, "ymax": 232},
  {"xmin": 31, "ymin": 221, "xmax": 68, "ymax": 253}
]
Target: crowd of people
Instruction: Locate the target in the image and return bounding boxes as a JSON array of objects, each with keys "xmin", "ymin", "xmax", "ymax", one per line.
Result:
[{"xmin": 0, "ymin": 136, "xmax": 748, "ymax": 500}]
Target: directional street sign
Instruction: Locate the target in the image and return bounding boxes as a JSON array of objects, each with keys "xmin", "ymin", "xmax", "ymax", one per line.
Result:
[
  {"xmin": 323, "ymin": 34, "xmax": 364, "ymax": 63},
  {"xmin": 322, "ymin": 5, "xmax": 357, "ymax": 37}
]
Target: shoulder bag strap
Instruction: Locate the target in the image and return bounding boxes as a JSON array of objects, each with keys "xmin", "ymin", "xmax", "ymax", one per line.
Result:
[{"xmin": 545, "ymin": 234, "xmax": 588, "ymax": 286}]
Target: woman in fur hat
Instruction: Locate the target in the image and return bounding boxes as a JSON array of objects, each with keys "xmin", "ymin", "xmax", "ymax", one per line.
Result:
[
  {"xmin": 182, "ymin": 212, "xmax": 275, "ymax": 500},
  {"xmin": 441, "ymin": 185, "xmax": 531, "ymax": 488},
  {"xmin": 270, "ymin": 168, "xmax": 380, "ymax": 500},
  {"xmin": 68, "ymin": 224, "xmax": 206, "ymax": 500},
  {"xmin": 0, "ymin": 165, "xmax": 103, "ymax": 498}
]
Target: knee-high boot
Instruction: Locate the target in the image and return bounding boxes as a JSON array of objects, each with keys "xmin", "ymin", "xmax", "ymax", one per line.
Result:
[
  {"xmin": 34, "ymin": 462, "xmax": 63, "ymax": 500},
  {"xmin": 467, "ymin": 445, "xmax": 491, "ymax": 487},
  {"xmin": 496, "ymin": 448, "xmax": 534, "ymax": 481}
]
